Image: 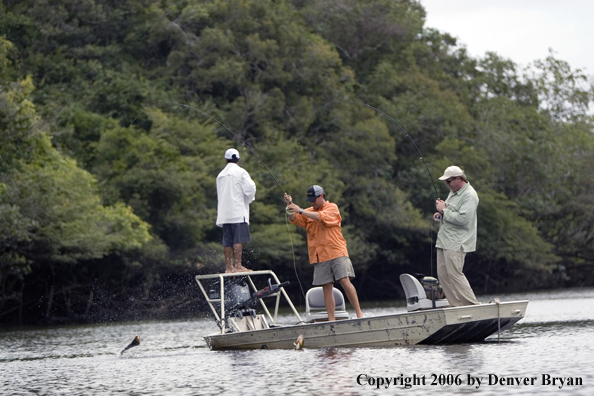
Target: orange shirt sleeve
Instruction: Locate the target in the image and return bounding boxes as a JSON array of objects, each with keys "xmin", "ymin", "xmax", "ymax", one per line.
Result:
[
  {"xmin": 289, "ymin": 212, "xmax": 308, "ymax": 228},
  {"xmin": 318, "ymin": 203, "xmax": 342, "ymax": 226}
]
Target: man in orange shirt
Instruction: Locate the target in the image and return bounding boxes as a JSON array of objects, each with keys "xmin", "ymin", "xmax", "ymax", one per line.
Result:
[{"xmin": 284, "ymin": 185, "xmax": 364, "ymax": 320}]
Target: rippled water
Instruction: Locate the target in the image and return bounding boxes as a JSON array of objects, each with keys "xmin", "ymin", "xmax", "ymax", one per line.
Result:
[{"xmin": 1, "ymin": 288, "xmax": 593, "ymax": 395}]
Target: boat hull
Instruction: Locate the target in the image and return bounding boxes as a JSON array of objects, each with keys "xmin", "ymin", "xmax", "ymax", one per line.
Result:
[{"xmin": 204, "ymin": 300, "xmax": 528, "ymax": 350}]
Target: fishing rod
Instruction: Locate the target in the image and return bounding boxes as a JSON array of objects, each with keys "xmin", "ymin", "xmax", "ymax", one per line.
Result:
[
  {"xmin": 137, "ymin": 100, "xmax": 439, "ymax": 198},
  {"xmin": 313, "ymin": 99, "xmax": 442, "ymax": 279},
  {"xmin": 133, "ymin": 100, "xmax": 440, "ymax": 297},
  {"xmin": 313, "ymin": 99, "xmax": 440, "ymax": 200}
]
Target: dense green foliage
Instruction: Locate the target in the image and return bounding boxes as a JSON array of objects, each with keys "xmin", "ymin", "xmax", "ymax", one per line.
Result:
[{"xmin": 1, "ymin": 0, "xmax": 593, "ymax": 324}]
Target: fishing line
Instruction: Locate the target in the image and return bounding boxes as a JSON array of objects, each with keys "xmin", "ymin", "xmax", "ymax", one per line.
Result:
[
  {"xmin": 314, "ymin": 100, "xmax": 440, "ymax": 199},
  {"xmin": 285, "ymin": 213, "xmax": 306, "ymax": 301},
  {"xmin": 430, "ymin": 220, "xmax": 435, "ymax": 278},
  {"xmin": 314, "ymin": 99, "xmax": 441, "ymax": 279},
  {"xmin": 132, "ymin": 100, "xmax": 441, "ymax": 299}
]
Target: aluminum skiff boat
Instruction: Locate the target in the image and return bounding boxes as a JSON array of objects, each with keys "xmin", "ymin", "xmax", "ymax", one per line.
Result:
[{"xmin": 195, "ymin": 270, "xmax": 528, "ymax": 350}]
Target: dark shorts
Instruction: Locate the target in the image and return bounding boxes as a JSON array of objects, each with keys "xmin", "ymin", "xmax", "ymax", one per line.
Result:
[
  {"xmin": 312, "ymin": 256, "xmax": 355, "ymax": 286},
  {"xmin": 222, "ymin": 223, "xmax": 251, "ymax": 247}
]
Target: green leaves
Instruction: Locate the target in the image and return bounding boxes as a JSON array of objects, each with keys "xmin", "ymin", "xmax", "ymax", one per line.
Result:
[
  {"xmin": 530, "ymin": 50, "xmax": 594, "ymax": 122},
  {"xmin": 5, "ymin": 144, "xmax": 151, "ymax": 262},
  {"xmin": 297, "ymin": 0, "xmax": 424, "ymax": 76},
  {"xmin": 1, "ymin": 55, "xmax": 151, "ymax": 313},
  {"xmin": 91, "ymin": 108, "xmax": 225, "ymax": 250},
  {"xmin": 2, "ymin": 0, "xmax": 594, "ymax": 321},
  {"xmin": 1, "ymin": 72, "xmax": 38, "ymax": 169}
]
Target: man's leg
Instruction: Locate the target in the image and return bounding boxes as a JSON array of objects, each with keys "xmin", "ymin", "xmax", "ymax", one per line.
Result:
[
  {"xmin": 224, "ymin": 247, "xmax": 234, "ymax": 273},
  {"xmin": 338, "ymin": 277, "xmax": 364, "ymax": 318},
  {"xmin": 322, "ymin": 282, "xmax": 336, "ymax": 321},
  {"xmin": 222, "ymin": 224, "xmax": 235, "ymax": 273},
  {"xmin": 439, "ymin": 248, "xmax": 479, "ymax": 306},
  {"xmin": 233, "ymin": 243, "xmax": 252, "ymax": 272}
]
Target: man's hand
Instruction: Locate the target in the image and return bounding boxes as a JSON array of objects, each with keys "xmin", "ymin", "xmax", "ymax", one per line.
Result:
[
  {"xmin": 436, "ymin": 199, "xmax": 446, "ymax": 212},
  {"xmin": 287, "ymin": 203, "xmax": 301, "ymax": 214},
  {"xmin": 284, "ymin": 193, "xmax": 293, "ymax": 205}
]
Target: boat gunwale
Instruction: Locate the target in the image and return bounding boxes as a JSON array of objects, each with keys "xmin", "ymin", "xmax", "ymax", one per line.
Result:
[{"xmin": 204, "ymin": 300, "xmax": 529, "ymax": 339}]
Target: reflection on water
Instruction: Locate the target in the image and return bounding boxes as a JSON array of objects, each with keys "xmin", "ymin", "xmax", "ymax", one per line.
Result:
[{"xmin": 1, "ymin": 288, "xmax": 593, "ymax": 395}]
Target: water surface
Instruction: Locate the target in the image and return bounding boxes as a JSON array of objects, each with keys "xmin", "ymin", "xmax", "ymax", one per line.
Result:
[{"xmin": 1, "ymin": 288, "xmax": 593, "ymax": 395}]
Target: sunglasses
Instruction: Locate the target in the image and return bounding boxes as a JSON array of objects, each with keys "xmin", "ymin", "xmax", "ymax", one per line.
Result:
[{"xmin": 445, "ymin": 177, "xmax": 458, "ymax": 183}]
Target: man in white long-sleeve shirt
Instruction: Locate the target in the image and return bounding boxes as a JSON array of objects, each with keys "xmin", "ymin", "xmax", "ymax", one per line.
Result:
[{"xmin": 216, "ymin": 148, "xmax": 256, "ymax": 273}]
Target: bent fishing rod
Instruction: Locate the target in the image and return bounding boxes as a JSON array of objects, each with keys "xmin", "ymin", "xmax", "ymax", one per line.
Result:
[
  {"xmin": 135, "ymin": 100, "xmax": 441, "ymax": 292},
  {"xmin": 313, "ymin": 99, "xmax": 442, "ymax": 279},
  {"xmin": 314, "ymin": 99, "xmax": 441, "ymax": 200},
  {"xmin": 138, "ymin": 100, "xmax": 438, "ymax": 199}
]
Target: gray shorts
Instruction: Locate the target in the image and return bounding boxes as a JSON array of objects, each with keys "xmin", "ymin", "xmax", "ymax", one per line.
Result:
[
  {"xmin": 312, "ymin": 256, "xmax": 355, "ymax": 286},
  {"xmin": 222, "ymin": 223, "xmax": 251, "ymax": 247}
]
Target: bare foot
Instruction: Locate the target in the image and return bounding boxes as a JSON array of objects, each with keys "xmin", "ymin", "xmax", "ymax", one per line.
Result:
[
  {"xmin": 234, "ymin": 266, "xmax": 253, "ymax": 272},
  {"xmin": 225, "ymin": 268, "xmax": 235, "ymax": 273}
]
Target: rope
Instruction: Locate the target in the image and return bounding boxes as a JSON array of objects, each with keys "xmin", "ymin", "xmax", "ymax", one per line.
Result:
[{"xmin": 494, "ymin": 298, "xmax": 501, "ymax": 343}]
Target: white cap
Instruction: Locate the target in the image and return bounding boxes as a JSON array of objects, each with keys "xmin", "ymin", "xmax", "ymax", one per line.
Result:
[
  {"xmin": 224, "ymin": 148, "xmax": 240, "ymax": 160},
  {"xmin": 438, "ymin": 166, "xmax": 464, "ymax": 180}
]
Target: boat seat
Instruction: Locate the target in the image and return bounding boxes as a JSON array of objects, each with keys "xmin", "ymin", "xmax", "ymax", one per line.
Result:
[
  {"xmin": 305, "ymin": 287, "xmax": 350, "ymax": 323},
  {"xmin": 399, "ymin": 274, "xmax": 450, "ymax": 311}
]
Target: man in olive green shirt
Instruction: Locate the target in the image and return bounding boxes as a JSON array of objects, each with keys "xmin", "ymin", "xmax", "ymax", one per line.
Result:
[{"xmin": 434, "ymin": 166, "xmax": 480, "ymax": 306}]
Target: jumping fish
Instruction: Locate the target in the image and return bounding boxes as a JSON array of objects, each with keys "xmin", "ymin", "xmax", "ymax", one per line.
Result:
[
  {"xmin": 121, "ymin": 335, "xmax": 141, "ymax": 355},
  {"xmin": 294, "ymin": 334, "xmax": 304, "ymax": 350}
]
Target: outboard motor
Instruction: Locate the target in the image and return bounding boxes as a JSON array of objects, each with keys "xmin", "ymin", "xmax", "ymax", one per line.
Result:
[
  {"xmin": 415, "ymin": 274, "xmax": 445, "ymax": 305},
  {"xmin": 225, "ymin": 281, "xmax": 256, "ymax": 319},
  {"xmin": 207, "ymin": 280, "xmax": 252, "ymax": 317},
  {"xmin": 208, "ymin": 278, "xmax": 291, "ymax": 329},
  {"xmin": 227, "ymin": 278, "xmax": 290, "ymax": 319},
  {"xmin": 227, "ymin": 282, "xmax": 251, "ymax": 307}
]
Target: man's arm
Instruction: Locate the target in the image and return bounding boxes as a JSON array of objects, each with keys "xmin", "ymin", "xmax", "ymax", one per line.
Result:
[
  {"xmin": 443, "ymin": 195, "xmax": 478, "ymax": 226},
  {"xmin": 286, "ymin": 203, "xmax": 320, "ymax": 222},
  {"xmin": 317, "ymin": 203, "xmax": 341, "ymax": 226},
  {"xmin": 283, "ymin": 193, "xmax": 313, "ymax": 227},
  {"xmin": 242, "ymin": 171, "xmax": 256, "ymax": 202}
]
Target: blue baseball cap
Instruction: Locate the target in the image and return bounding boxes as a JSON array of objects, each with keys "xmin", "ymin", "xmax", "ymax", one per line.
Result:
[{"xmin": 305, "ymin": 185, "xmax": 324, "ymax": 202}]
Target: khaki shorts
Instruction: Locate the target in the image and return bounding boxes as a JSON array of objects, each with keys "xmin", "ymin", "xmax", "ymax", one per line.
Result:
[{"xmin": 312, "ymin": 256, "xmax": 355, "ymax": 286}]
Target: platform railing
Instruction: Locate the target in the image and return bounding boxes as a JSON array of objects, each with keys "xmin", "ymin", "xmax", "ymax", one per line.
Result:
[{"xmin": 195, "ymin": 270, "xmax": 303, "ymax": 334}]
